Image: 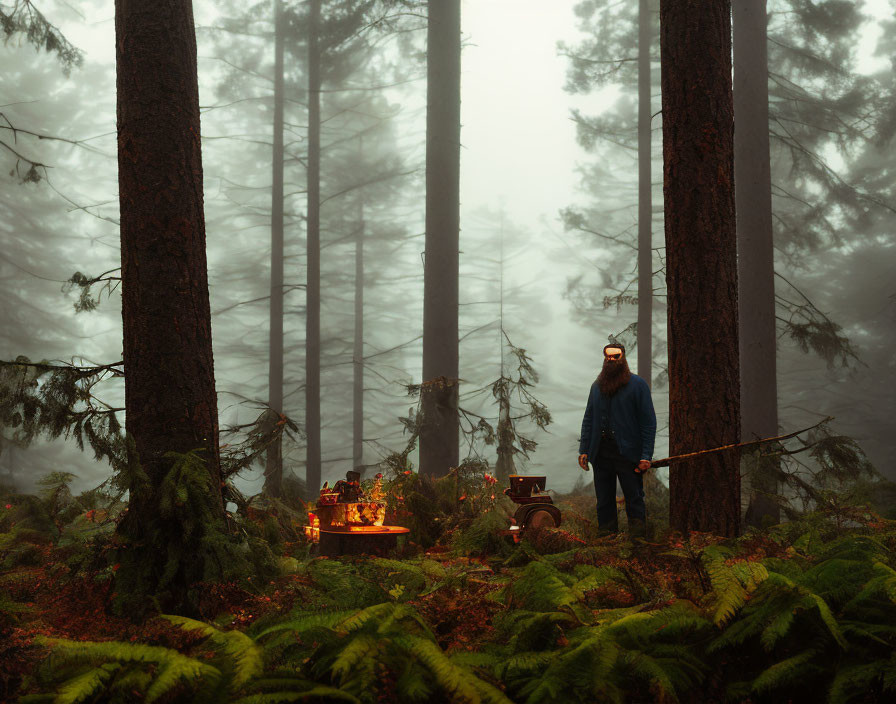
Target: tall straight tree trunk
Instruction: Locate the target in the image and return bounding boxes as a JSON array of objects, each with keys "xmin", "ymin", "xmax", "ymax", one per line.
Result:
[
  {"xmin": 637, "ymin": 0, "xmax": 652, "ymax": 385},
  {"xmin": 733, "ymin": 0, "xmax": 780, "ymax": 528},
  {"xmin": 420, "ymin": 0, "xmax": 461, "ymax": 478},
  {"xmin": 114, "ymin": 0, "xmax": 228, "ymax": 614},
  {"xmin": 660, "ymin": 0, "xmax": 741, "ymax": 537},
  {"xmin": 265, "ymin": 0, "xmax": 285, "ymax": 498},
  {"xmin": 306, "ymin": 0, "xmax": 322, "ymax": 496},
  {"xmin": 353, "ymin": 193, "xmax": 364, "ymax": 472},
  {"xmin": 638, "ymin": 0, "xmax": 661, "ymax": 505}
]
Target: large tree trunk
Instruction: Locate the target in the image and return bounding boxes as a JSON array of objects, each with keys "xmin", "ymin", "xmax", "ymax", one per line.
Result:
[
  {"xmin": 353, "ymin": 194, "xmax": 364, "ymax": 473},
  {"xmin": 637, "ymin": 0, "xmax": 652, "ymax": 385},
  {"xmin": 265, "ymin": 0, "xmax": 285, "ymax": 498},
  {"xmin": 305, "ymin": 0, "xmax": 322, "ymax": 496},
  {"xmin": 420, "ymin": 0, "xmax": 461, "ymax": 478},
  {"xmin": 114, "ymin": 0, "xmax": 228, "ymax": 614},
  {"xmin": 733, "ymin": 0, "xmax": 780, "ymax": 528},
  {"xmin": 660, "ymin": 0, "xmax": 741, "ymax": 537}
]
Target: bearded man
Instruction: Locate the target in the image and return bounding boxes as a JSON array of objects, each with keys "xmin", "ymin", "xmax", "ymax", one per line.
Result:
[{"xmin": 578, "ymin": 343, "xmax": 657, "ymax": 537}]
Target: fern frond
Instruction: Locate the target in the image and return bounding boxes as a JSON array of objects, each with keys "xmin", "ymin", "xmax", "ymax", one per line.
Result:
[
  {"xmin": 338, "ymin": 601, "xmax": 398, "ymax": 633},
  {"xmin": 37, "ymin": 636, "xmax": 221, "ymax": 704},
  {"xmin": 231, "ymin": 688, "xmax": 361, "ymax": 703},
  {"xmin": 569, "ymin": 565, "xmax": 625, "ymax": 601},
  {"xmin": 828, "ymin": 661, "xmax": 892, "ymax": 704},
  {"xmin": 506, "ymin": 560, "xmax": 576, "ymax": 612},
  {"xmin": 496, "ymin": 650, "xmax": 554, "ymax": 678},
  {"xmin": 622, "ymin": 651, "xmax": 679, "ymax": 702},
  {"xmin": 162, "ymin": 614, "xmax": 264, "ymax": 689},
  {"xmin": 254, "ymin": 609, "xmax": 355, "ymax": 640},
  {"xmin": 396, "ymin": 634, "xmax": 514, "ymax": 703},
  {"xmin": 757, "ymin": 572, "xmax": 846, "ymax": 649},
  {"xmin": 703, "ymin": 547, "xmax": 769, "ymax": 626},
  {"xmin": 448, "ymin": 650, "xmax": 503, "ymax": 670},
  {"xmin": 751, "ymin": 649, "xmax": 821, "ymax": 694},
  {"xmin": 395, "ymin": 661, "xmax": 433, "ymax": 701},
  {"xmin": 330, "ymin": 633, "xmax": 379, "ymax": 682},
  {"xmin": 874, "ymin": 561, "xmax": 896, "ymax": 603},
  {"xmin": 54, "ymin": 662, "xmax": 121, "ymax": 704},
  {"xmin": 145, "ymin": 653, "xmax": 222, "ymax": 703}
]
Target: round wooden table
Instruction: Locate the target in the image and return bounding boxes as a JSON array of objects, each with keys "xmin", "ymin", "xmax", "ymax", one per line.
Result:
[{"xmin": 318, "ymin": 525, "xmax": 410, "ymax": 556}]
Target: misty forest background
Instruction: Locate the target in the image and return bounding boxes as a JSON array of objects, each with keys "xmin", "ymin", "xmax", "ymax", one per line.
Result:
[
  {"xmin": 2, "ymin": 0, "xmax": 896, "ymax": 701},
  {"xmin": 3, "ymin": 0, "xmax": 892, "ymax": 502}
]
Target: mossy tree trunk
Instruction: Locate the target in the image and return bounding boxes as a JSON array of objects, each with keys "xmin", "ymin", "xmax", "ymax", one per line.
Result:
[
  {"xmin": 420, "ymin": 0, "xmax": 461, "ymax": 478},
  {"xmin": 661, "ymin": 0, "xmax": 741, "ymax": 537},
  {"xmin": 114, "ymin": 0, "xmax": 235, "ymax": 615}
]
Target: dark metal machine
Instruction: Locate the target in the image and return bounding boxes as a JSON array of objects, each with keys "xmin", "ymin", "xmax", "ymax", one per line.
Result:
[{"xmin": 504, "ymin": 475, "xmax": 561, "ymax": 536}]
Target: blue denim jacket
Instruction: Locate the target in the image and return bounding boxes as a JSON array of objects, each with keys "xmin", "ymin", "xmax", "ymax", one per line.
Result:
[{"xmin": 578, "ymin": 375, "xmax": 657, "ymax": 464}]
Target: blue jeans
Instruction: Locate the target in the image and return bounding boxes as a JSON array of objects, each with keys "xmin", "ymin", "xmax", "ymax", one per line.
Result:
[{"xmin": 593, "ymin": 437, "xmax": 646, "ymax": 535}]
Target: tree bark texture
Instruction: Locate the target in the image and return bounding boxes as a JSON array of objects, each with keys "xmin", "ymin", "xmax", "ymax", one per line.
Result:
[
  {"xmin": 265, "ymin": 0, "xmax": 285, "ymax": 498},
  {"xmin": 114, "ymin": 0, "xmax": 226, "ymax": 613},
  {"xmin": 306, "ymin": 0, "xmax": 322, "ymax": 496},
  {"xmin": 637, "ymin": 0, "xmax": 653, "ymax": 386},
  {"xmin": 733, "ymin": 0, "xmax": 780, "ymax": 527},
  {"xmin": 660, "ymin": 0, "xmax": 741, "ymax": 537},
  {"xmin": 420, "ymin": 0, "xmax": 461, "ymax": 478}
]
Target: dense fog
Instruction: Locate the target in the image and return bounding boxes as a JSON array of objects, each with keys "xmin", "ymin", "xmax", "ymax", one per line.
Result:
[{"xmin": 2, "ymin": 0, "xmax": 894, "ymax": 502}]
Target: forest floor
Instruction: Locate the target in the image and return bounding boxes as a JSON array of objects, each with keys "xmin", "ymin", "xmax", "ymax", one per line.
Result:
[{"xmin": 3, "ymin": 482, "xmax": 896, "ymax": 703}]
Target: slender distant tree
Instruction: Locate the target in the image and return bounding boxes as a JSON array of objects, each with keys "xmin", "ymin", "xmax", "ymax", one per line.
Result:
[
  {"xmin": 661, "ymin": 0, "xmax": 741, "ymax": 537},
  {"xmin": 636, "ymin": 0, "xmax": 652, "ymax": 386},
  {"xmin": 265, "ymin": 0, "xmax": 286, "ymax": 498},
  {"xmin": 113, "ymin": 0, "xmax": 233, "ymax": 613},
  {"xmin": 733, "ymin": 0, "xmax": 779, "ymax": 527},
  {"xmin": 420, "ymin": 0, "xmax": 461, "ymax": 478},
  {"xmin": 306, "ymin": 0, "xmax": 322, "ymax": 497},
  {"xmin": 353, "ymin": 183, "xmax": 365, "ymax": 472}
]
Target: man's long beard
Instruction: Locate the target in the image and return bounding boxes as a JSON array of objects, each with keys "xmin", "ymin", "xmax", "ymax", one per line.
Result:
[{"xmin": 597, "ymin": 358, "xmax": 632, "ymax": 396}]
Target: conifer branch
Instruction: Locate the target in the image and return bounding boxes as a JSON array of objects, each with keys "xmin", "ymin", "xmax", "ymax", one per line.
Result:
[{"xmin": 650, "ymin": 416, "xmax": 834, "ymax": 468}]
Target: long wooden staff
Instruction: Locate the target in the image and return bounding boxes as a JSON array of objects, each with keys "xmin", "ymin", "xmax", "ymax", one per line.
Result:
[{"xmin": 649, "ymin": 416, "xmax": 833, "ymax": 469}]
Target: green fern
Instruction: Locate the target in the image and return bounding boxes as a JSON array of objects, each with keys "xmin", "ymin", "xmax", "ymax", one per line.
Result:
[
  {"xmin": 53, "ymin": 661, "xmax": 122, "ymax": 704},
  {"xmin": 750, "ymin": 648, "xmax": 822, "ymax": 694},
  {"xmin": 35, "ymin": 636, "xmax": 221, "ymax": 704},
  {"xmin": 828, "ymin": 658, "xmax": 896, "ymax": 704},
  {"xmin": 701, "ymin": 545, "xmax": 768, "ymax": 626},
  {"xmin": 393, "ymin": 634, "xmax": 513, "ymax": 703},
  {"xmin": 162, "ymin": 614, "xmax": 264, "ymax": 690},
  {"xmin": 231, "ymin": 689, "xmax": 361, "ymax": 703}
]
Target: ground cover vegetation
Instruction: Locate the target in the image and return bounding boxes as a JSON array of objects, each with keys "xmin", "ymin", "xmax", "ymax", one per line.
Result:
[
  {"xmin": 2, "ymin": 448, "xmax": 896, "ymax": 703},
  {"xmin": 2, "ymin": 0, "xmax": 895, "ymax": 701}
]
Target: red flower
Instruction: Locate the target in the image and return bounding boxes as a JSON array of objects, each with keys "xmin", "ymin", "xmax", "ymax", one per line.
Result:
[
  {"xmin": 403, "ymin": 470, "xmax": 412, "ymax": 475},
  {"xmin": 4, "ymin": 504, "xmax": 10, "ymax": 510},
  {"xmin": 112, "ymin": 563, "xmax": 121, "ymax": 571}
]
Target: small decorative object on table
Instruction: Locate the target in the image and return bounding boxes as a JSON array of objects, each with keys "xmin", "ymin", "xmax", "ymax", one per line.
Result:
[{"xmin": 304, "ymin": 470, "xmax": 408, "ymax": 556}]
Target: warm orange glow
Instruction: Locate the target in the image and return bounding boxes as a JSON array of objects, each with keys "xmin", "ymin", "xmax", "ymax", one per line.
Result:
[
  {"xmin": 314, "ymin": 501, "xmax": 385, "ymax": 529},
  {"xmin": 321, "ymin": 525, "xmax": 410, "ymax": 535}
]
